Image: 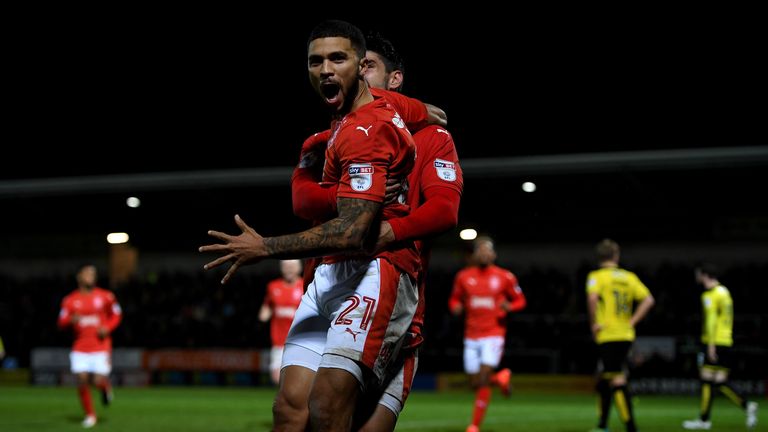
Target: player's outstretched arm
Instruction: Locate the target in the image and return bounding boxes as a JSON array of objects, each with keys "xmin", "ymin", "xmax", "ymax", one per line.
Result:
[{"xmin": 200, "ymin": 198, "xmax": 380, "ymax": 284}]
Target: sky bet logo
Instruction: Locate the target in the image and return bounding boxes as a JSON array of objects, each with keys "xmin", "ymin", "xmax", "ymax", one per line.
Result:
[
  {"xmin": 434, "ymin": 158, "xmax": 457, "ymax": 182},
  {"xmin": 348, "ymin": 163, "xmax": 374, "ymax": 192},
  {"xmin": 348, "ymin": 165, "xmax": 374, "ymax": 175}
]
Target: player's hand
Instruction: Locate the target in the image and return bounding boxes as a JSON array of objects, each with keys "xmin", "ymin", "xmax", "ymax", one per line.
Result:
[
  {"xmin": 97, "ymin": 327, "xmax": 108, "ymax": 339},
  {"xmin": 450, "ymin": 304, "xmax": 464, "ymax": 316},
  {"xmin": 70, "ymin": 313, "xmax": 81, "ymax": 324},
  {"xmin": 384, "ymin": 178, "xmax": 403, "ymax": 204},
  {"xmin": 199, "ymin": 214, "xmax": 267, "ymax": 284},
  {"xmin": 298, "ymin": 130, "xmax": 330, "ymax": 169},
  {"xmin": 497, "ymin": 300, "xmax": 510, "ymax": 318},
  {"xmin": 373, "ymin": 221, "xmax": 396, "ymax": 253}
]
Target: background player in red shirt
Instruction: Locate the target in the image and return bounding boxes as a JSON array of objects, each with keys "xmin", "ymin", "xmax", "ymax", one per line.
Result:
[
  {"xmin": 201, "ymin": 20, "xmax": 421, "ymax": 431},
  {"xmin": 449, "ymin": 237, "xmax": 526, "ymax": 432},
  {"xmin": 258, "ymin": 260, "xmax": 303, "ymax": 385},
  {"xmin": 57, "ymin": 264, "xmax": 122, "ymax": 428},
  {"xmin": 289, "ymin": 32, "xmax": 463, "ymax": 432}
]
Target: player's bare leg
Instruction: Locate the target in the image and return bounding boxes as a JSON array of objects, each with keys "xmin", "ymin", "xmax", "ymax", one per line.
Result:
[
  {"xmin": 357, "ymin": 404, "xmax": 398, "ymax": 432},
  {"xmin": 273, "ymin": 365, "xmax": 315, "ymax": 432},
  {"xmin": 308, "ymin": 367, "xmax": 360, "ymax": 431}
]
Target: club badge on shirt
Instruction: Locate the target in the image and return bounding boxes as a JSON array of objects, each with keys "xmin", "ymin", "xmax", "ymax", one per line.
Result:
[
  {"xmin": 348, "ymin": 163, "xmax": 374, "ymax": 192},
  {"xmin": 434, "ymin": 159, "xmax": 457, "ymax": 182}
]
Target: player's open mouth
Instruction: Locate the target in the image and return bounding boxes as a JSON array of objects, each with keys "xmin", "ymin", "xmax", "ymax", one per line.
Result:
[{"xmin": 320, "ymin": 82, "xmax": 341, "ymax": 107}]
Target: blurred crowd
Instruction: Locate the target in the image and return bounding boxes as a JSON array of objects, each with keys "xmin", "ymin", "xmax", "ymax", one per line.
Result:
[{"xmin": 1, "ymin": 260, "xmax": 766, "ymax": 377}]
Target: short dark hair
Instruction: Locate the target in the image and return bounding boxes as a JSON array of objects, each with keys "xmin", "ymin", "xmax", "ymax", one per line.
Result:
[
  {"xmin": 365, "ymin": 31, "xmax": 404, "ymax": 75},
  {"xmin": 308, "ymin": 20, "xmax": 366, "ymax": 60},
  {"xmin": 696, "ymin": 262, "xmax": 720, "ymax": 279},
  {"xmin": 473, "ymin": 236, "xmax": 494, "ymax": 251},
  {"xmin": 595, "ymin": 238, "xmax": 620, "ymax": 262}
]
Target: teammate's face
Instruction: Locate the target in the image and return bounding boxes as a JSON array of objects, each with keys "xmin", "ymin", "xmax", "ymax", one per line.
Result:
[
  {"xmin": 363, "ymin": 51, "xmax": 389, "ymax": 90},
  {"xmin": 308, "ymin": 37, "xmax": 363, "ymax": 113},
  {"xmin": 280, "ymin": 260, "xmax": 302, "ymax": 280},
  {"xmin": 363, "ymin": 51, "xmax": 402, "ymax": 91},
  {"xmin": 77, "ymin": 266, "xmax": 97, "ymax": 289},
  {"xmin": 473, "ymin": 242, "xmax": 496, "ymax": 266}
]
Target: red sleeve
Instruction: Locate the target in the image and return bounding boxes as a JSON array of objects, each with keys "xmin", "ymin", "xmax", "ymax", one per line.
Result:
[
  {"xmin": 333, "ymin": 120, "xmax": 394, "ymax": 202},
  {"xmin": 388, "ymin": 187, "xmax": 460, "ymax": 241},
  {"xmin": 292, "ymin": 131, "xmax": 337, "ymax": 221},
  {"xmin": 104, "ymin": 293, "xmax": 122, "ymax": 332},
  {"xmin": 372, "ymin": 88, "xmax": 428, "ymax": 132},
  {"xmin": 448, "ymin": 273, "xmax": 465, "ymax": 312},
  {"xmin": 505, "ymin": 273, "xmax": 527, "ymax": 312},
  {"xmin": 415, "ymin": 126, "xmax": 463, "ymax": 195},
  {"xmin": 57, "ymin": 298, "xmax": 72, "ymax": 329},
  {"xmin": 291, "ymin": 167, "xmax": 338, "ymax": 221},
  {"xmin": 388, "ymin": 127, "xmax": 463, "ymax": 241}
]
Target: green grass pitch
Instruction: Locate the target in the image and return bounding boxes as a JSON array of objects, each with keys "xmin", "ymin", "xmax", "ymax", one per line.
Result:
[{"xmin": 0, "ymin": 386, "xmax": 762, "ymax": 431}]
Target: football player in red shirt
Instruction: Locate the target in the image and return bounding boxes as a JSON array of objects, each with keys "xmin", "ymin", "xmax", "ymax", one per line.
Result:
[
  {"xmin": 449, "ymin": 237, "xmax": 526, "ymax": 432},
  {"xmin": 57, "ymin": 264, "xmax": 122, "ymax": 428},
  {"xmin": 258, "ymin": 260, "xmax": 304, "ymax": 385},
  {"xmin": 289, "ymin": 32, "xmax": 463, "ymax": 432},
  {"xmin": 201, "ymin": 20, "xmax": 422, "ymax": 431}
]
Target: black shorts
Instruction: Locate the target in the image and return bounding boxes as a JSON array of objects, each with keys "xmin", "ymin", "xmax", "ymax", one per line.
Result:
[
  {"xmin": 597, "ymin": 341, "xmax": 632, "ymax": 374},
  {"xmin": 699, "ymin": 345, "xmax": 734, "ymax": 370}
]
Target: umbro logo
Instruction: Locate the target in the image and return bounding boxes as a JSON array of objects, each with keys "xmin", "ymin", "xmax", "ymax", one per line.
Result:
[{"xmin": 356, "ymin": 125, "xmax": 373, "ymax": 136}]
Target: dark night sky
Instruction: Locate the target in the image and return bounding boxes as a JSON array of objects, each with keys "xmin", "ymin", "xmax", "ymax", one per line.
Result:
[
  {"xmin": 2, "ymin": 12, "xmax": 766, "ymax": 252},
  {"xmin": 4, "ymin": 13, "xmax": 765, "ymax": 179}
]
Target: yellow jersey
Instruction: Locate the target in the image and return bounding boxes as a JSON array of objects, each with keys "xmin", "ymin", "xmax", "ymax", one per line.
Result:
[
  {"xmin": 701, "ymin": 284, "xmax": 733, "ymax": 346},
  {"xmin": 586, "ymin": 267, "xmax": 651, "ymax": 344}
]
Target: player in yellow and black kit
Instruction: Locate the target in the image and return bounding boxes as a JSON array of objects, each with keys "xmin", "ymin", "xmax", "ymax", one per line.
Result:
[
  {"xmin": 586, "ymin": 239, "xmax": 655, "ymax": 432},
  {"xmin": 683, "ymin": 263, "xmax": 758, "ymax": 430}
]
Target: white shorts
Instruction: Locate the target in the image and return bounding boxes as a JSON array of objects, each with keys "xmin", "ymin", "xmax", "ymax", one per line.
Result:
[
  {"xmin": 282, "ymin": 259, "xmax": 418, "ymax": 387},
  {"xmin": 378, "ymin": 348, "xmax": 419, "ymax": 417},
  {"xmin": 70, "ymin": 351, "xmax": 111, "ymax": 375},
  {"xmin": 463, "ymin": 336, "xmax": 504, "ymax": 374},
  {"xmin": 270, "ymin": 346, "xmax": 284, "ymax": 372}
]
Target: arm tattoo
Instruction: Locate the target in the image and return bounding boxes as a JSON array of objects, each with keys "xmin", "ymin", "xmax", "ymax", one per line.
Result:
[{"xmin": 263, "ymin": 197, "xmax": 380, "ymax": 259}]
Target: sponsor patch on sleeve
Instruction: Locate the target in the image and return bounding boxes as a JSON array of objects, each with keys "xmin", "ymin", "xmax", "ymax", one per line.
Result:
[
  {"xmin": 434, "ymin": 158, "xmax": 457, "ymax": 182},
  {"xmin": 348, "ymin": 163, "xmax": 374, "ymax": 192}
]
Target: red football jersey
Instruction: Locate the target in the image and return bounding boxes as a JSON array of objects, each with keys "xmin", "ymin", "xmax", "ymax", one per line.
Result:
[
  {"xmin": 449, "ymin": 265, "xmax": 526, "ymax": 339},
  {"xmin": 58, "ymin": 288, "xmax": 122, "ymax": 352},
  {"xmin": 322, "ymin": 96, "xmax": 420, "ymax": 278},
  {"xmin": 404, "ymin": 125, "xmax": 464, "ymax": 337},
  {"xmin": 370, "ymin": 87, "xmax": 428, "ymax": 131},
  {"xmin": 263, "ymin": 278, "xmax": 304, "ymax": 347}
]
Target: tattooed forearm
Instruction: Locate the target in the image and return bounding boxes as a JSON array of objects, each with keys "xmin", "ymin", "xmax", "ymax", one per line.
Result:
[{"xmin": 263, "ymin": 197, "xmax": 380, "ymax": 259}]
